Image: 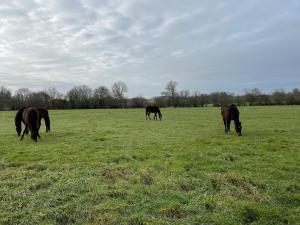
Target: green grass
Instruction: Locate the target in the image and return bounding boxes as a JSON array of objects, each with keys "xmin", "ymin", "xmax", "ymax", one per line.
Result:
[{"xmin": 0, "ymin": 106, "xmax": 299, "ymax": 225}]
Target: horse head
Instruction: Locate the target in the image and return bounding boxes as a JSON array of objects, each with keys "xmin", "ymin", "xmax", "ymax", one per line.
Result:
[
  {"xmin": 236, "ymin": 121, "xmax": 242, "ymax": 136},
  {"xmin": 15, "ymin": 107, "xmax": 26, "ymax": 136},
  {"xmin": 158, "ymin": 112, "xmax": 162, "ymax": 121}
]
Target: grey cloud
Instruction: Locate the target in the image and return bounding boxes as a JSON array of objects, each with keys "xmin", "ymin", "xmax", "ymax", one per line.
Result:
[{"xmin": 0, "ymin": 0, "xmax": 299, "ymax": 97}]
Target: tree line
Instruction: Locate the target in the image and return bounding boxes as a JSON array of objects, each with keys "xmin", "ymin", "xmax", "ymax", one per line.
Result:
[{"xmin": 0, "ymin": 81, "xmax": 299, "ymax": 110}]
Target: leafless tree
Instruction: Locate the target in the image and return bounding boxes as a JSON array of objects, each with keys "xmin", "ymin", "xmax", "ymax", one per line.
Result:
[
  {"xmin": 15, "ymin": 88, "xmax": 31, "ymax": 102},
  {"xmin": 0, "ymin": 86, "xmax": 12, "ymax": 109},
  {"xmin": 67, "ymin": 85, "xmax": 92, "ymax": 108},
  {"xmin": 94, "ymin": 86, "xmax": 111, "ymax": 108},
  {"xmin": 111, "ymin": 81, "xmax": 128, "ymax": 107},
  {"xmin": 161, "ymin": 80, "xmax": 178, "ymax": 106},
  {"xmin": 45, "ymin": 87, "xmax": 63, "ymax": 100}
]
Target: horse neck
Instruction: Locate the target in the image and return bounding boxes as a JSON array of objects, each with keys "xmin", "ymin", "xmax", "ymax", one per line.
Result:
[
  {"xmin": 15, "ymin": 114, "xmax": 22, "ymax": 132},
  {"xmin": 15, "ymin": 108, "xmax": 25, "ymax": 126},
  {"xmin": 234, "ymin": 116, "xmax": 240, "ymax": 126}
]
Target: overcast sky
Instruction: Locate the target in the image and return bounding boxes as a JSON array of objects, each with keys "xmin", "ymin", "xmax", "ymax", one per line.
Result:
[{"xmin": 0, "ymin": 0, "xmax": 299, "ymax": 97}]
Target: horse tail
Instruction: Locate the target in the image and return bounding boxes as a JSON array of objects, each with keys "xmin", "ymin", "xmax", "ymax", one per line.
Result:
[{"xmin": 28, "ymin": 108, "xmax": 39, "ymax": 141}]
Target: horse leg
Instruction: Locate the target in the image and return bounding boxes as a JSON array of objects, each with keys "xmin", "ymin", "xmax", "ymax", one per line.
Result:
[
  {"xmin": 21, "ymin": 125, "xmax": 28, "ymax": 140},
  {"xmin": 223, "ymin": 119, "xmax": 227, "ymax": 132},
  {"xmin": 154, "ymin": 112, "xmax": 157, "ymax": 120},
  {"xmin": 36, "ymin": 121, "xmax": 41, "ymax": 139},
  {"xmin": 227, "ymin": 119, "xmax": 231, "ymax": 132}
]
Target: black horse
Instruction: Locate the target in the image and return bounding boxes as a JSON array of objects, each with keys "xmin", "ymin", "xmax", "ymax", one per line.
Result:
[
  {"xmin": 146, "ymin": 106, "xmax": 162, "ymax": 120},
  {"xmin": 221, "ymin": 104, "xmax": 242, "ymax": 136},
  {"xmin": 20, "ymin": 107, "xmax": 41, "ymax": 141},
  {"xmin": 15, "ymin": 107, "xmax": 50, "ymax": 136}
]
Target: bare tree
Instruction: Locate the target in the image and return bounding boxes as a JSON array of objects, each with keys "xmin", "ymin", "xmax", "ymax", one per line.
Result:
[
  {"xmin": 161, "ymin": 80, "xmax": 178, "ymax": 106},
  {"xmin": 128, "ymin": 96, "xmax": 147, "ymax": 108},
  {"xmin": 45, "ymin": 87, "xmax": 63, "ymax": 100},
  {"xmin": 94, "ymin": 86, "xmax": 111, "ymax": 108},
  {"xmin": 111, "ymin": 81, "xmax": 128, "ymax": 107},
  {"xmin": 179, "ymin": 90, "xmax": 190, "ymax": 107},
  {"xmin": 14, "ymin": 88, "xmax": 32, "ymax": 107},
  {"xmin": 272, "ymin": 89, "xmax": 286, "ymax": 105},
  {"xmin": 27, "ymin": 91, "xmax": 51, "ymax": 107},
  {"xmin": 67, "ymin": 85, "xmax": 92, "ymax": 108},
  {"xmin": 0, "ymin": 86, "xmax": 12, "ymax": 109},
  {"xmin": 43, "ymin": 87, "xmax": 64, "ymax": 108},
  {"xmin": 243, "ymin": 88, "xmax": 262, "ymax": 105},
  {"xmin": 0, "ymin": 86, "xmax": 11, "ymax": 98}
]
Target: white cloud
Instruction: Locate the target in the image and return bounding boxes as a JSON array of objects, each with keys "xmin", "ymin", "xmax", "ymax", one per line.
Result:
[{"xmin": 0, "ymin": 0, "xmax": 299, "ymax": 97}]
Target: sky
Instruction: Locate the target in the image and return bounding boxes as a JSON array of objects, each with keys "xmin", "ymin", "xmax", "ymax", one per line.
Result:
[{"xmin": 0, "ymin": 0, "xmax": 300, "ymax": 98}]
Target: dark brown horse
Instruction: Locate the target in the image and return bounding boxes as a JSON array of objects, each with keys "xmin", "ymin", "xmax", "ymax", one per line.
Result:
[
  {"xmin": 15, "ymin": 107, "xmax": 50, "ymax": 136},
  {"xmin": 221, "ymin": 104, "xmax": 242, "ymax": 136},
  {"xmin": 146, "ymin": 106, "xmax": 162, "ymax": 120},
  {"xmin": 20, "ymin": 107, "xmax": 41, "ymax": 141}
]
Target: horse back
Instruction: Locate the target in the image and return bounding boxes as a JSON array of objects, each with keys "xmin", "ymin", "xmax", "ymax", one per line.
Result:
[
  {"xmin": 228, "ymin": 104, "xmax": 239, "ymax": 118},
  {"xmin": 22, "ymin": 107, "xmax": 39, "ymax": 125},
  {"xmin": 146, "ymin": 105, "xmax": 160, "ymax": 113},
  {"xmin": 221, "ymin": 104, "xmax": 239, "ymax": 120}
]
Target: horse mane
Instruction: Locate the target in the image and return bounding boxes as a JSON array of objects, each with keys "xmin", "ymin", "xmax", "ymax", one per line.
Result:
[{"xmin": 230, "ymin": 104, "xmax": 239, "ymax": 113}]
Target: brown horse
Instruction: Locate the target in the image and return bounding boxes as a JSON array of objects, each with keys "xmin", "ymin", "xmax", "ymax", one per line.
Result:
[
  {"xmin": 15, "ymin": 107, "xmax": 50, "ymax": 136},
  {"xmin": 221, "ymin": 104, "xmax": 242, "ymax": 136},
  {"xmin": 146, "ymin": 106, "xmax": 162, "ymax": 120},
  {"xmin": 20, "ymin": 107, "xmax": 41, "ymax": 141}
]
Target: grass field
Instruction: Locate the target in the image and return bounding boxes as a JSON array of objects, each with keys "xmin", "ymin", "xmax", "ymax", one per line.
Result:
[{"xmin": 0, "ymin": 106, "xmax": 299, "ymax": 225}]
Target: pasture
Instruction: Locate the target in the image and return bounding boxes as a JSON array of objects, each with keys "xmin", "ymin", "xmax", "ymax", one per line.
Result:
[{"xmin": 0, "ymin": 106, "xmax": 299, "ymax": 225}]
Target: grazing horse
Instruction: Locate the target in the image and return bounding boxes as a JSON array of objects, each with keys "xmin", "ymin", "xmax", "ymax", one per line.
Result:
[
  {"xmin": 15, "ymin": 107, "xmax": 50, "ymax": 136},
  {"xmin": 146, "ymin": 106, "xmax": 162, "ymax": 120},
  {"xmin": 221, "ymin": 104, "xmax": 242, "ymax": 136},
  {"xmin": 20, "ymin": 107, "xmax": 41, "ymax": 141}
]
